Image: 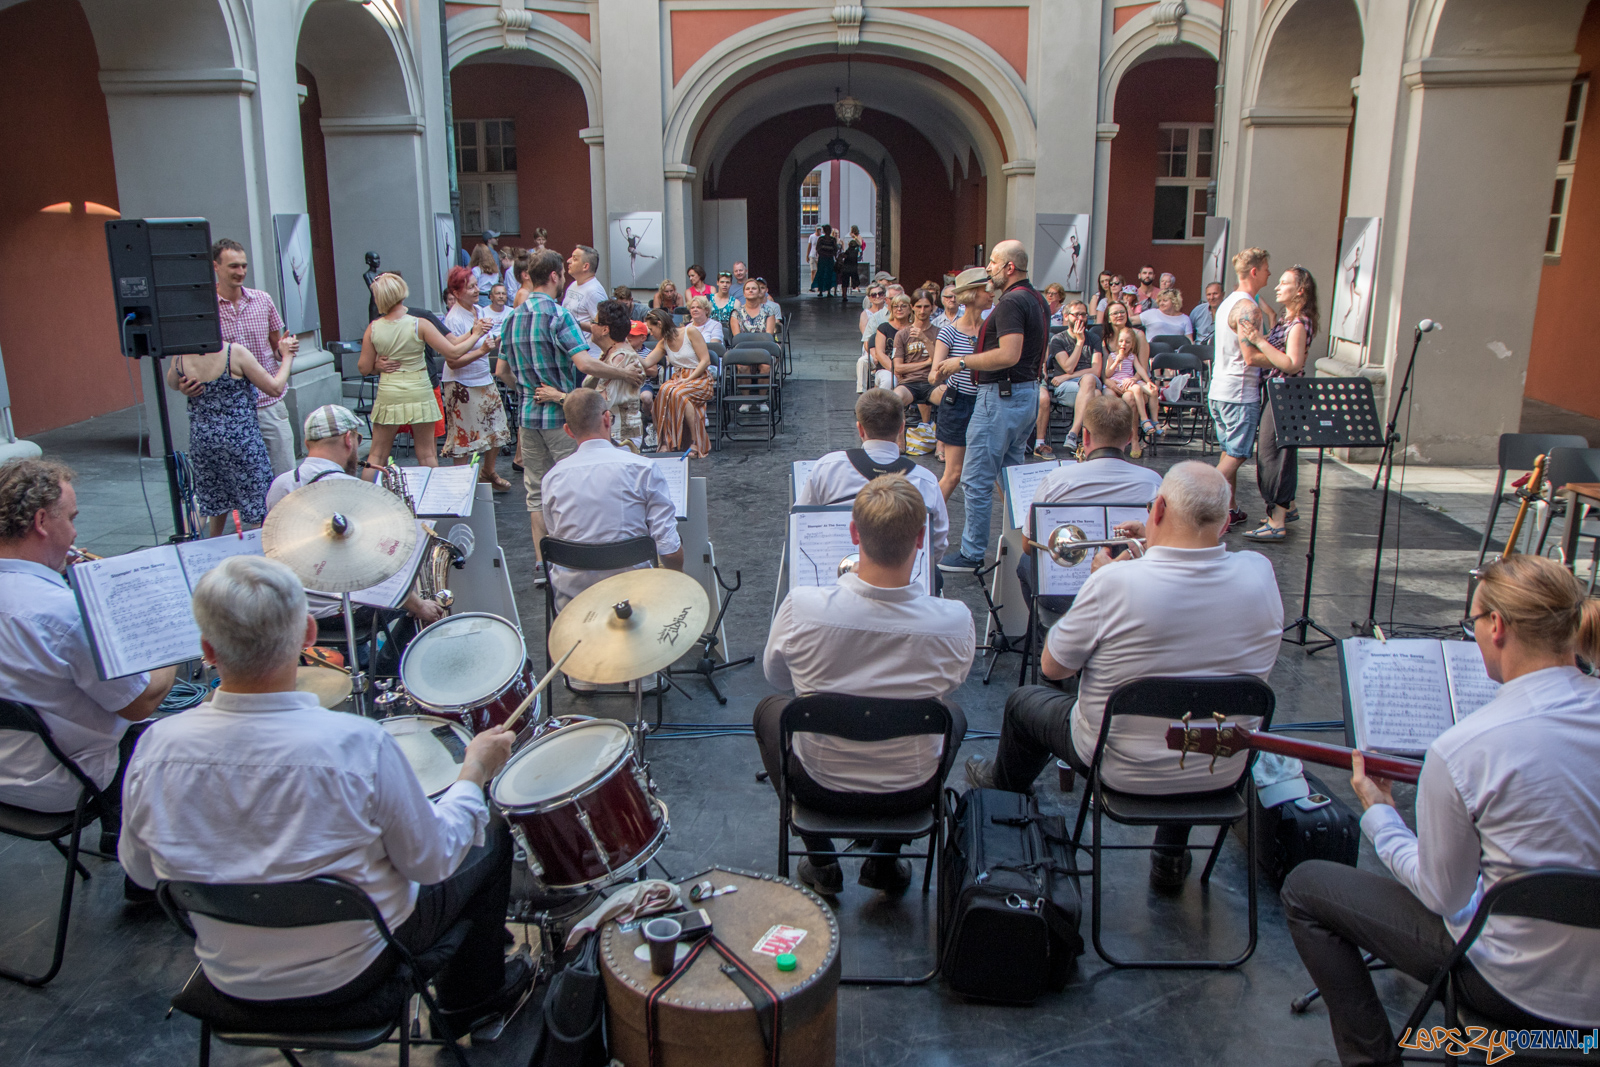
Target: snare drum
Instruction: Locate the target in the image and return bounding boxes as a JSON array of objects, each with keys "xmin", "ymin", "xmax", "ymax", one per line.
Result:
[
  {"xmin": 381, "ymin": 715, "xmax": 473, "ymax": 798},
  {"xmin": 491, "ymin": 719, "xmax": 667, "ymax": 891},
  {"xmin": 399, "ymin": 612, "xmax": 534, "ymax": 733}
]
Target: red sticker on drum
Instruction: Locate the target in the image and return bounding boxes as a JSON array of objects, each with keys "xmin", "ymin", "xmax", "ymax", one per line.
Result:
[{"xmin": 752, "ymin": 924, "xmax": 807, "ymax": 957}]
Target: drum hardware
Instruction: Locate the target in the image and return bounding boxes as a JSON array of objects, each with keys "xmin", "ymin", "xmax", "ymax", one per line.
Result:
[
  {"xmin": 1023, "ymin": 523, "xmax": 1146, "ymax": 567},
  {"xmin": 575, "ymin": 808, "xmax": 615, "ymax": 877},
  {"xmin": 663, "ymin": 565, "xmax": 756, "ymax": 706},
  {"xmin": 371, "ymin": 678, "xmax": 410, "ymax": 716}
]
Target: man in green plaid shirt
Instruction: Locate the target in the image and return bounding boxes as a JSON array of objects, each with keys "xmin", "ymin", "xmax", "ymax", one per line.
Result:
[{"xmin": 499, "ymin": 250, "xmax": 643, "ymax": 568}]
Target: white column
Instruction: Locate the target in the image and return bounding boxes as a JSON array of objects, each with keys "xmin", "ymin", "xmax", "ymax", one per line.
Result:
[
  {"xmin": 1001, "ymin": 160, "xmax": 1036, "ymax": 248},
  {"xmin": 1090, "ymin": 123, "xmax": 1118, "ymax": 282},
  {"xmin": 594, "ymin": 0, "xmax": 665, "ymax": 291},
  {"xmin": 1033, "ymin": 0, "xmax": 1100, "ymax": 232},
  {"xmin": 664, "ymin": 164, "xmax": 697, "ymax": 288},
  {"xmin": 581, "ymin": 126, "xmax": 607, "ymax": 250}
]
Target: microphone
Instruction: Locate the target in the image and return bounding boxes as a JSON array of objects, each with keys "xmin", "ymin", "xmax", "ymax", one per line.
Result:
[{"xmin": 1418, "ymin": 319, "xmax": 1442, "ymax": 333}]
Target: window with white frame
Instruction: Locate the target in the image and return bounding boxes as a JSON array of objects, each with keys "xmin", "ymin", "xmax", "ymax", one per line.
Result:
[
  {"xmin": 1546, "ymin": 79, "xmax": 1587, "ymax": 261},
  {"xmin": 1153, "ymin": 123, "xmax": 1213, "ymax": 243},
  {"xmin": 454, "ymin": 119, "xmax": 519, "ymax": 235},
  {"xmin": 801, "ymin": 170, "xmax": 821, "ymax": 229}
]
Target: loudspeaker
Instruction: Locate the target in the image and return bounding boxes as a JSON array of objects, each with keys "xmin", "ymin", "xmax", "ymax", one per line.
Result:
[{"xmin": 105, "ymin": 218, "xmax": 222, "ymax": 358}]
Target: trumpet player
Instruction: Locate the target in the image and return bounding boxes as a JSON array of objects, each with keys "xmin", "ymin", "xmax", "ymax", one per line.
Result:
[{"xmin": 967, "ymin": 462, "xmax": 1282, "ymax": 890}]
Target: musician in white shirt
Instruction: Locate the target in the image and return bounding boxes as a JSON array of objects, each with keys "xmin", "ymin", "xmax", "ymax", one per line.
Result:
[
  {"xmin": 1284, "ymin": 555, "xmax": 1600, "ymax": 1065},
  {"xmin": 540, "ymin": 387, "xmax": 683, "ymax": 612},
  {"xmin": 797, "ymin": 389, "xmax": 949, "ymax": 563},
  {"xmin": 757, "ymin": 475, "xmax": 975, "ymax": 896},
  {"xmin": 119, "ymin": 556, "xmax": 530, "ymax": 1037},
  {"xmin": 968, "ymin": 462, "xmax": 1282, "ymax": 889},
  {"xmin": 0, "ymin": 459, "xmax": 175, "ymax": 854}
]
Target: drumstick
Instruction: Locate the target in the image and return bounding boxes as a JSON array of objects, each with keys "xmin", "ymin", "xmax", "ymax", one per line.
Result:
[{"xmin": 501, "ymin": 642, "xmax": 580, "ymax": 733}]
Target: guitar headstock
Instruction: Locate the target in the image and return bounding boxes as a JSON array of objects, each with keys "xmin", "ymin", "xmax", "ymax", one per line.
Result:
[{"xmin": 1164, "ymin": 717, "xmax": 1252, "ymax": 772}]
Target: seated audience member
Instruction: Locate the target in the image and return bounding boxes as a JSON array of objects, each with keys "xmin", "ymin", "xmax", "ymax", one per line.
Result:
[
  {"xmin": 1044, "ymin": 282, "xmax": 1068, "ymax": 326},
  {"xmin": 119, "ymin": 556, "xmax": 529, "ymax": 1038},
  {"xmin": 756, "ymin": 475, "xmax": 975, "ymax": 895},
  {"xmin": 1189, "ymin": 282, "xmax": 1223, "ymax": 345},
  {"xmin": 650, "ymin": 281, "xmax": 680, "ymax": 312},
  {"xmin": 1283, "ymin": 555, "xmax": 1600, "ymax": 1066},
  {"xmin": 612, "ymin": 286, "xmax": 650, "ymax": 322},
  {"xmin": 757, "ymin": 279, "xmax": 782, "ymax": 325},
  {"xmin": 1138, "ymin": 287, "xmax": 1195, "ymax": 342},
  {"xmin": 798, "ymin": 389, "xmax": 949, "ymax": 563},
  {"xmin": 891, "ymin": 289, "xmax": 940, "ymax": 425},
  {"xmin": 687, "ymin": 295, "xmax": 724, "ymax": 345},
  {"xmin": 579, "ymin": 300, "xmax": 645, "ymax": 448},
  {"xmin": 872, "ymin": 294, "xmax": 914, "ymax": 390},
  {"xmin": 1103, "ymin": 326, "xmax": 1161, "ymax": 456},
  {"xmin": 1035, "ymin": 300, "xmax": 1105, "ymax": 457},
  {"xmin": 968, "ymin": 462, "xmax": 1281, "ymax": 888},
  {"xmin": 540, "ymin": 388, "xmax": 683, "ymax": 613},
  {"xmin": 855, "ymin": 284, "xmax": 890, "ymax": 392},
  {"xmin": 1019, "ymin": 397, "xmax": 1163, "ymax": 608},
  {"xmin": 0, "ymin": 459, "xmax": 176, "ymax": 858}
]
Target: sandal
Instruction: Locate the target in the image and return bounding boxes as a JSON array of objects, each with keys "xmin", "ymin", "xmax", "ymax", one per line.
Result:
[
  {"xmin": 1244, "ymin": 523, "xmax": 1288, "ymax": 542},
  {"xmin": 1284, "ymin": 503, "xmax": 1300, "ymax": 524},
  {"xmin": 1141, "ymin": 419, "xmax": 1158, "ymax": 439},
  {"xmin": 489, "ymin": 475, "xmax": 513, "ymax": 492}
]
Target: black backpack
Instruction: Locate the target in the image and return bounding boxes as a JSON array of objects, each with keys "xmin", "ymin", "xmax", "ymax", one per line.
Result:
[{"xmin": 938, "ymin": 788, "xmax": 1084, "ymax": 1003}]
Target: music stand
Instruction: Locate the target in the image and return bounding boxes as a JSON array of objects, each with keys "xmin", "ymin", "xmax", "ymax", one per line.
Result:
[{"xmin": 1268, "ymin": 377, "xmax": 1384, "ymax": 655}]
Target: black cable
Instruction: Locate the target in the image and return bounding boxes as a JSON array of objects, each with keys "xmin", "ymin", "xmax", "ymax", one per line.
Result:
[{"xmin": 121, "ymin": 316, "xmax": 161, "ymax": 542}]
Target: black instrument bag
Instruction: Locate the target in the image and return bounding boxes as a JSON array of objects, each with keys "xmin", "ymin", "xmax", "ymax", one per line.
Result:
[
  {"xmin": 1254, "ymin": 772, "xmax": 1361, "ymax": 887},
  {"xmin": 938, "ymin": 787, "xmax": 1083, "ymax": 1003}
]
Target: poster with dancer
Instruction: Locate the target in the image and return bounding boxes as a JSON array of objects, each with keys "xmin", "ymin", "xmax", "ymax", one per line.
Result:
[
  {"xmin": 1033, "ymin": 213, "xmax": 1090, "ymax": 295},
  {"xmin": 433, "ymin": 213, "xmax": 457, "ymax": 297},
  {"xmin": 272, "ymin": 213, "xmax": 318, "ymax": 334},
  {"xmin": 609, "ymin": 211, "xmax": 664, "ymax": 289},
  {"xmin": 1330, "ymin": 216, "xmax": 1381, "ymax": 344},
  {"xmin": 1203, "ymin": 217, "xmax": 1230, "ymax": 288}
]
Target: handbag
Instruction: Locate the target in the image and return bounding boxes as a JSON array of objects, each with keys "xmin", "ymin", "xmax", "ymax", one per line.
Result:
[{"xmin": 528, "ymin": 933, "xmax": 609, "ymax": 1067}]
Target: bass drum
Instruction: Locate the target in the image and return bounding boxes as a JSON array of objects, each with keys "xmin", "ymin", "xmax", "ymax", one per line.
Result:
[
  {"xmin": 491, "ymin": 719, "xmax": 667, "ymax": 892},
  {"xmin": 399, "ymin": 612, "xmax": 533, "ymax": 734}
]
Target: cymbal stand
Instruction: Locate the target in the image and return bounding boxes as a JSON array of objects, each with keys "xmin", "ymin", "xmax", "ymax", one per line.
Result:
[
  {"xmin": 665, "ymin": 566, "xmax": 755, "ymax": 705},
  {"xmin": 341, "ymin": 592, "xmax": 369, "ymax": 718}
]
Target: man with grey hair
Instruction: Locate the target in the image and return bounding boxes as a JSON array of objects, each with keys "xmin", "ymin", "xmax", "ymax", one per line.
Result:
[
  {"xmin": 564, "ymin": 244, "xmax": 607, "ymax": 357},
  {"xmin": 968, "ymin": 461, "xmax": 1282, "ymax": 889},
  {"xmin": 119, "ymin": 556, "xmax": 530, "ymax": 1037}
]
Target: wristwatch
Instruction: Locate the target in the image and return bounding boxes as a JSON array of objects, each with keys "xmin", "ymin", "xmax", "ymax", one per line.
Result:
[{"xmin": 958, "ymin": 357, "xmax": 967, "ymax": 371}]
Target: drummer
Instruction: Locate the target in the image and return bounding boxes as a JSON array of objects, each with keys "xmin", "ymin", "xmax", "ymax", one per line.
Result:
[
  {"xmin": 119, "ymin": 555, "xmax": 533, "ymax": 1040},
  {"xmin": 266, "ymin": 405, "xmax": 445, "ymax": 666}
]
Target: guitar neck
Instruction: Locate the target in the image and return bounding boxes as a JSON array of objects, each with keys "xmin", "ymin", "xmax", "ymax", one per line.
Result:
[{"xmin": 1245, "ymin": 731, "xmax": 1423, "ymax": 784}]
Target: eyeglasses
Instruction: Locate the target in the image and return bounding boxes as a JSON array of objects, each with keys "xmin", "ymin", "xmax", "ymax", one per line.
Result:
[
  {"xmin": 1460, "ymin": 611, "xmax": 1492, "ymax": 640},
  {"xmin": 1068, "ymin": 311, "xmax": 1088, "ymax": 318}
]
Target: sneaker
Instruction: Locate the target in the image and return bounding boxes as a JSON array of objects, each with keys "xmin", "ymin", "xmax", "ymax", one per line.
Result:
[
  {"xmin": 1149, "ymin": 850, "xmax": 1194, "ymax": 891},
  {"xmin": 756, "ymin": 402, "xmax": 770, "ymax": 413},
  {"xmin": 938, "ymin": 550, "xmax": 985, "ymax": 573},
  {"xmin": 1063, "ymin": 431, "xmax": 1079, "ymax": 453},
  {"xmin": 432, "ymin": 951, "xmax": 535, "ymax": 1043},
  {"xmin": 1224, "ymin": 508, "xmax": 1248, "ymax": 532},
  {"xmin": 797, "ymin": 857, "xmax": 843, "ymax": 896},
  {"xmin": 644, "ymin": 427, "xmax": 658, "ymax": 449},
  {"xmin": 964, "ymin": 754, "xmax": 997, "ymax": 790},
  {"xmin": 857, "ymin": 857, "xmax": 913, "ymax": 893}
]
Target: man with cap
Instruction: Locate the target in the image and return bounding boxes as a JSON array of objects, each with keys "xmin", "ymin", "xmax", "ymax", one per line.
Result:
[{"xmin": 266, "ymin": 405, "xmax": 446, "ymax": 638}]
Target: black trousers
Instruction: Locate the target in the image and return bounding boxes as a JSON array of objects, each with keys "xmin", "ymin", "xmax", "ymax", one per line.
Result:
[
  {"xmin": 272, "ymin": 817, "xmax": 515, "ymax": 1015},
  {"xmin": 1255, "ymin": 397, "xmax": 1298, "ymax": 512},
  {"xmin": 753, "ymin": 694, "xmax": 966, "ymax": 863},
  {"xmin": 993, "ymin": 685, "xmax": 1219, "ymax": 855},
  {"xmin": 1282, "ymin": 860, "xmax": 1565, "ymax": 1067}
]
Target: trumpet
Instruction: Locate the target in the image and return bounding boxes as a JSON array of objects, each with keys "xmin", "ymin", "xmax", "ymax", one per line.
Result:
[
  {"xmin": 838, "ymin": 553, "xmax": 860, "ymax": 577},
  {"xmin": 1023, "ymin": 523, "xmax": 1146, "ymax": 567}
]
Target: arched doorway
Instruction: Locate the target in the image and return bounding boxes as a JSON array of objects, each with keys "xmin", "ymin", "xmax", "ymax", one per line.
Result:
[{"xmin": 793, "ymin": 158, "xmax": 878, "ymax": 291}]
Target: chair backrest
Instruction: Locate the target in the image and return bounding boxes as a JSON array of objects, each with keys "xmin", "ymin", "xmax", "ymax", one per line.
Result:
[
  {"xmin": 731, "ymin": 333, "xmax": 780, "ymax": 353},
  {"xmin": 1094, "ymin": 676, "xmax": 1276, "ymax": 778},
  {"xmin": 1498, "ymin": 433, "xmax": 1588, "ymax": 472},
  {"xmin": 728, "ymin": 341, "xmax": 781, "ymax": 364},
  {"xmin": 0, "ymin": 698, "xmax": 105, "ymax": 804},
  {"xmin": 704, "ymin": 341, "xmax": 726, "ymax": 366},
  {"xmin": 779, "ymin": 694, "xmax": 952, "ymax": 745},
  {"xmin": 1478, "ymin": 866, "xmax": 1600, "ymax": 931},
  {"xmin": 159, "ymin": 875, "xmax": 386, "ymax": 933},
  {"xmin": 1539, "ymin": 446, "xmax": 1600, "ymax": 490},
  {"xmin": 1149, "ymin": 334, "xmax": 1191, "ymax": 348},
  {"xmin": 1151, "ymin": 352, "xmax": 1202, "ymax": 374},
  {"xmin": 539, "ymin": 535, "xmax": 657, "ymax": 572},
  {"xmin": 1048, "ymin": 324, "xmax": 1069, "ymax": 338},
  {"xmin": 1178, "ymin": 343, "xmax": 1212, "ymax": 360}
]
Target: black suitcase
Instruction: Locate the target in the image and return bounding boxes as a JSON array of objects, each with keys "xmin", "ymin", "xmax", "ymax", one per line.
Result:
[
  {"xmin": 938, "ymin": 788, "xmax": 1083, "ymax": 1003},
  {"xmin": 1255, "ymin": 772, "xmax": 1360, "ymax": 887}
]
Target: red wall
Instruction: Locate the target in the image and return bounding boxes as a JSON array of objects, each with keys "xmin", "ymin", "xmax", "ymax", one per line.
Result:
[
  {"xmin": 714, "ymin": 105, "xmax": 977, "ymax": 290},
  {"xmin": 450, "ymin": 64, "xmax": 591, "ymax": 257},
  {"xmin": 1105, "ymin": 57, "xmax": 1217, "ymax": 305},
  {"xmin": 1527, "ymin": 0, "xmax": 1600, "ymax": 418},
  {"xmin": 0, "ymin": 0, "xmax": 130, "ymax": 435},
  {"xmin": 298, "ymin": 66, "xmax": 341, "ymax": 343}
]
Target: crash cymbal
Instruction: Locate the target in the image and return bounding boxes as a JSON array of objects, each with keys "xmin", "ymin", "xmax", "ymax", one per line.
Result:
[
  {"xmin": 549, "ymin": 569, "xmax": 710, "ymax": 684},
  {"xmin": 262, "ymin": 478, "xmax": 419, "ymax": 593},
  {"xmin": 296, "ymin": 665, "xmax": 352, "ymax": 709}
]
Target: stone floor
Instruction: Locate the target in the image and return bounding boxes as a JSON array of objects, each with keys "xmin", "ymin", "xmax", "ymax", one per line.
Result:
[{"xmin": 0, "ymin": 292, "xmax": 1517, "ymax": 1065}]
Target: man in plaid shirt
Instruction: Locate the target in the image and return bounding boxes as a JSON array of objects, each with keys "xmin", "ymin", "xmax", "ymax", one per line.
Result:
[
  {"xmin": 203, "ymin": 238, "xmax": 299, "ymax": 475},
  {"xmin": 498, "ymin": 250, "xmax": 643, "ymax": 569}
]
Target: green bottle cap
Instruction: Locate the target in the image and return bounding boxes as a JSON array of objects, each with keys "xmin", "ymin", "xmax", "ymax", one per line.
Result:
[{"xmin": 775, "ymin": 953, "xmax": 797, "ymax": 972}]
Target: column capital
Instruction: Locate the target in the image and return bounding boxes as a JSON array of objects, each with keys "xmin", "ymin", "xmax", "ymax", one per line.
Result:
[
  {"xmin": 1001, "ymin": 159, "xmax": 1036, "ymax": 178},
  {"xmin": 320, "ymin": 115, "xmax": 425, "ymax": 136},
  {"xmin": 1403, "ymin": 54, "xmax": 1578, "ymax": 90},
  {"xmin": 1096, "ymin": 123, "xmax": 1120, "ymax": 142},
  {"xmin": 1242, "ymin": 106, "xmax": 1353, "ymax": 129},
  {"xmin": 664, "ymin": 163, "xmax": 697, "ymax": 181},
  {"xmin": 579, "ymin": 126, "xmax": 605, "ymax": 147},
  {"xmin": 99, "ymin": 68, "xmax": 257, "ymax": 96}
]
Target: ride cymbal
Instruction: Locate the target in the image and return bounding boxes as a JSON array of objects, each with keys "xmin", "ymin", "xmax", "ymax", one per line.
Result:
[
  {"xmin": 549, "ymin": 569, "xmax": 710, "ymax": 684},
  {"xmin": 262, "ymin": 478, "xmax": 419, "ymax": 593},
  {"xmin": 296, "ymin": 665, "xmax": 352, "ymax": 709}
]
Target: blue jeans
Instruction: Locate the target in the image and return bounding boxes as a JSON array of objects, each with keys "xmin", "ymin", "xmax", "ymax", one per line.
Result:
[{"xmin": 959, "ymin": 382, "xmax": 1039, "ymax": 560}]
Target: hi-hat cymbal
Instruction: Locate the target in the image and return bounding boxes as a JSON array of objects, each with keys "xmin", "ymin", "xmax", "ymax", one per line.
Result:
[
  {"xmin": 262, "ymin": 478, "xmax": 419, "ymax": 593},
  {"xmin": 296, "ymin": 665, "xmax": 352, "ymax": 708},
  {"xmin": 549, "ymin": 569, "xmax": 710, "ymax": 684}
]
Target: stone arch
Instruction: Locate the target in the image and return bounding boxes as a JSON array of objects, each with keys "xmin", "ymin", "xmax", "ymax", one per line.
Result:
[
  {"xmin": 297, "ymin": 0, "xmax": 419, "ymax": 118},
  {"xmin": 1409, "ymin": 0, "xmax": 1588, "ymax": 63},
  {"xmin": 76, "ymin": 0, "xmax": 245, "ymax": 72},
  {"xmin": 445, "ymin": 6, "xmax": 602, "ymax": 127},
  {"xmin": 1099, "ymin": 5, "xmax": 1223, "ymax": 124},
  {"xmin": 776, "ymin": 128, "xmax": 904, "ymax": 292}
]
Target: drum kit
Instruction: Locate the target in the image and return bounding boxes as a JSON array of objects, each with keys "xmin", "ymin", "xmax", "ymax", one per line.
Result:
[{"xmin": 262, "ymin": 476, "xmax": 712, "ymax": 942}]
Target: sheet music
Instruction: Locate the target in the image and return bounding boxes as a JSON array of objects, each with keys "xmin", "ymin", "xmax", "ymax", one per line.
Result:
[
  {"xmin": 1344, "ymin": 639, "xmax": 1456, "ymax": 755},
  {"xmin": 1034, "ymin": 505, "xmax": 1105, "ymax": 596},
  {"xmin": 1441, "ymin": 641, "xmax": 1501, "ymax": 720},
  {"xmin": 71, "ymin": 546, "xmax": 201, "ymax": 678},
  {"xmin": 411, "ymin": 463, "xmax": 479, "ymax": 517},
  {"xmin": 176, "ymin": 529, "xmax": 263, "ymax": 584},
  {"xmin": 649, "ymin": 453, "xmax": 690, "ymax": 519},
  {"xmin": 787, "ymin": 507, "xmax": 931, "ymax": 594},
  {"xmin": 1003, "ymin": 461, "xmax": 1066, "ymax": 530},
  {"xmin": 791, "ymin": 460, "xmax": 816, "ymax": 504}
]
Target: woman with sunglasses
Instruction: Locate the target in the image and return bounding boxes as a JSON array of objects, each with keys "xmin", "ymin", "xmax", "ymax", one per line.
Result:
[
  {"xmin": 871, "ymin": 293, "xmax": 913, "ymax": 391},
  {"xmin": 854, "ymin": 285, "xmax": 890, "ymax": 391}
]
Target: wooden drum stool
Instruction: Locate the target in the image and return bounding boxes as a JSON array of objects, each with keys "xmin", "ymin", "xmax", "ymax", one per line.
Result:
[{"xmin": 600, "ymin": 866, "xmax": 840, "ymax": 1066}]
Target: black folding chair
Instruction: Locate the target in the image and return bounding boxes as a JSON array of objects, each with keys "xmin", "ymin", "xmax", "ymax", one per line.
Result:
[
  {"xmin": 541, "ymin": 535, "xmax": 675, "ymax": 724},
  {"xmin": 719, "ymin": 346, "xmax": 782, "ymax": 447},
  {"xmin": 776, "ymin": 694, "xmax": 953, "ymax": 985},
  {"xmin": 1072, "ymin": 676, "xmax": 1275, "ymax": 969},
  {"xmin": 1463, "ymin": 433, "xmax": 1588, "ymax": 611},
  {"xmin": 158, "ymin": 876, "xmax": 472, "ymax": 1067},
  {"xmin": 1149, "ymin": 334, "xmax": 1192, "ymax": 348},
  {"xmin": 0, "ymin": 698, "xmax": 113, "ymax": 987},
  {"xmin": 1149, "ymin": 351, "xmax": 1213, "ymax": 455},
  {"xmin": 703, "ymin": 341, "xmax": 726, "ymax": 451},
  {"xmin": 1532, "ymin": 447, "xmax": 1600, "ymax": 589},
  {"xmin": 1397, "ymin": 867, "xmax": 1600, "ymax": 1065}
]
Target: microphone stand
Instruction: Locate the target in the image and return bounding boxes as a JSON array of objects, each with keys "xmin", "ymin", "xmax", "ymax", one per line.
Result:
[{"xmin": 1357, "ymin": 324, "xmax": 1425, "ymax": 637}]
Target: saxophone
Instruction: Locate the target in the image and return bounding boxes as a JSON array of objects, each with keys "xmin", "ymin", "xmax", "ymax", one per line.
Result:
[{"xmin": 378, "ymin": 462, "xmax": 460, "ymax": 610}]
